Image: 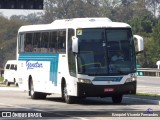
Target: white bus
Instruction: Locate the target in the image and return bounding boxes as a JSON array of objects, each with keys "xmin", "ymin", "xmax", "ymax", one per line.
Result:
[{"xmin": 17, "ymin": 18, "xmax": 144, "ymax": 104}]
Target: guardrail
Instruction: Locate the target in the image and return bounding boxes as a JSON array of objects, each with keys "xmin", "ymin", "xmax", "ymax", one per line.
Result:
[{"xmin": 137, "ymin": 68, "xmax": 160, "ymax": 77}]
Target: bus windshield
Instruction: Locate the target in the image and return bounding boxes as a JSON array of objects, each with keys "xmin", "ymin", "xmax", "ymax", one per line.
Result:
[{"xmin": 77, "ymin": 28, "xmax": 136, "ymax": 76}]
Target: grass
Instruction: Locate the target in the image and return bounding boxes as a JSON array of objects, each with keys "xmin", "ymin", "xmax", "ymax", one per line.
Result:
[
  {"xmin": 0, "ymin": 77, "xmax": 3, "ymax": 83},
  {"xmin": 136, "ymin": 93, "xmax": 160, "ymax": 97},
  {"xmin": 127, "ymin": 93, "xmax": 160, "ymax": 100}
]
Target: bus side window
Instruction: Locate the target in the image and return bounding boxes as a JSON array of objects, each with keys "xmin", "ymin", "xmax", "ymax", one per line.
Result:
[
  {"xmin": 24, "ymin": 33, "xmax": 33, "ymax": 52},
  {"xmin": 18, "ymin": 33, "xmax": 25, "ymax": 53},
  {"xmin": 33, "ymin": 32, "xmax": 41, "ymax": 53},
  {"xmin": 57, "ymin": 30, "xmax": 66, "ymax": 53},
  {"xmin": 49, "ymin": 31, "xmax": 57, "ymax": 53},
  {"xmin": 41, "ymin": 32, "xmax": 49, "ymax": 53}
]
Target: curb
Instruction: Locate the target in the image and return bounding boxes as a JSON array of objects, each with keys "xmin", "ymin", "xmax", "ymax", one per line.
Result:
[
  {"xmin": 124, "ymin": 96, "xmax": 160, "ymax": 105},
  {"xmin": 0, "ymin": 86, "xmax": 23, "ymax": 91}
]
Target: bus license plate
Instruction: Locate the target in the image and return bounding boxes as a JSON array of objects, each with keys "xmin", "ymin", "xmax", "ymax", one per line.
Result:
[{"xmin": 104, "ymin": 88, "xmax": 114, "ymax": 92}]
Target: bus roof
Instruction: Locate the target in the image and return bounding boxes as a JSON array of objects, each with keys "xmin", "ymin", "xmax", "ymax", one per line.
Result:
[{"xmin": 18, "ymin": 17, "xmax": 131, "ymax": 32}]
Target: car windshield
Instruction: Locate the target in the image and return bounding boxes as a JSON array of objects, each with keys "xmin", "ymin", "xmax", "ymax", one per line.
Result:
[{"xmin": 77, "ymin": 28, "xmax": 136, "ymax": 76}]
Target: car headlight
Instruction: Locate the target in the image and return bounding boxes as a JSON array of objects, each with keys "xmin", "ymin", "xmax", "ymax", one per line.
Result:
[
  {"xmin": 125, "ymin": 73, "xmax": 137, "ymax": 83},
  {"xmin": 78, "ymin": 78, "xmax": 92, "ymax": 84}
]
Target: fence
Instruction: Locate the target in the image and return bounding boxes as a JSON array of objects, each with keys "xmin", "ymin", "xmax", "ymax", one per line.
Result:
[{"xmin": 137, "ymin": 68, "xmax": 160, "ymax": 77}]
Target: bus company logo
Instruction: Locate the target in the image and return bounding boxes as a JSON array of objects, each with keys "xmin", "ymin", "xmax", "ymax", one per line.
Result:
[{"xmin": 26, "ymin": 60, "xmax": 43, "ymax": 70}]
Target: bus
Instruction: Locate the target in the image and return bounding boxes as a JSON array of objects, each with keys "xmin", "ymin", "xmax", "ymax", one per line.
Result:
[{"xmin": 17, "ymin": 18, "xmax": 144, "ymax": 104}]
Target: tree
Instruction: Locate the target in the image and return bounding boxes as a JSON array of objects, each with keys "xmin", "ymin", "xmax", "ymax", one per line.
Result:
[
  {"xmin": 145, "ymin": 0, "xmax": 160, "ymax": 17},
  {"xmin": 0, "ymin": 15, "xmax": 27, "ymax": 68},
  {"xmin": 41, "ymin": 0, "xmax": 101, "ymax": 23}
]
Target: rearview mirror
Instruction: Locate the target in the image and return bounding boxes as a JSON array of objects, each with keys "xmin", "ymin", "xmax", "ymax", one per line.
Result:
[
  {"xmin": 72, "ymin": 36, "xmax": 78, "ymax": 53},
  {"xmin": 134, "ymin": 35, "xmax": 144, "ymax": 52}
]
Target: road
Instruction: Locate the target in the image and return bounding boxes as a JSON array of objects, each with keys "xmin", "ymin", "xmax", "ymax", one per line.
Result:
[
  {"xmin": 0, "ymin": 76, "xmax": 160, "ymax": 119},
  {"xmin": 137, "ymin": 76, "xmax": 160, "ymax": 95},
  {"xmin": 0, "ymin": 90, "xmax": 160, "ymax": 120}
]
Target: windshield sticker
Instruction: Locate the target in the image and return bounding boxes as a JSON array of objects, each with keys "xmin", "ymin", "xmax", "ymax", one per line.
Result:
[{"xmin": 77, "ymin": 29, "xmax": 82, "ymax": 35}]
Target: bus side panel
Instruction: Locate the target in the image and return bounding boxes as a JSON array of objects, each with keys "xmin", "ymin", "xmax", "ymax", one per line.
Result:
[
  {"xmin": 18, "ymin": 53, "xmax": 59, "ymax": 93},
  {"xmin": 57, "ymin": 54, "xmax": 78, "ymax": 96}
]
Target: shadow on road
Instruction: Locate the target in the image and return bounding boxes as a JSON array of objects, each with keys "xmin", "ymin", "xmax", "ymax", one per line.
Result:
[{"xmin": 44, "ymin": 96, "xmax": 152, "ymax": 106}]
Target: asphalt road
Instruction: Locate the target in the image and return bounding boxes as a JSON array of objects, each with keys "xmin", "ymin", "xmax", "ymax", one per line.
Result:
[
  {"xmin": 0, "ymin": 76, "xmax": 160, "ymax": 119},
  {"xmin": 0, "ymin": 90, "xmax": 160, "ymax": 120},
  {"xmin": 137, "ymin": 76, "xmax": 160, "ymax": 95}
]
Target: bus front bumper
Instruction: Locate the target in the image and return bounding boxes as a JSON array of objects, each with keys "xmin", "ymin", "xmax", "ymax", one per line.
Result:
[{"xmin": 77, "ymin": 81, "xmax": 136, "ymax": 97}]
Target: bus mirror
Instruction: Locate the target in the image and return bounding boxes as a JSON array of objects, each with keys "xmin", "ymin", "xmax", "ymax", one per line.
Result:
[
  {"xmin": 134, "ymin": 35, "xmax": 144, "ymax": 52},
  {"xmin": 72, "ymin": 36, "xmax": 78, "ymax": 53}
]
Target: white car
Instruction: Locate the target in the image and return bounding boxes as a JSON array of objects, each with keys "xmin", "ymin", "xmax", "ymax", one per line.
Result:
[{"xmin": 3, "ymin": 60, "xmax": 18, "ymax": 86}]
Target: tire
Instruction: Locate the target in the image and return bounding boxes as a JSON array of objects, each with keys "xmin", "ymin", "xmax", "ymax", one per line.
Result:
[
  {"xmin": 14, "ymin": 79, "xmax": 18, "ymax": 86},
  {"xmin": 29, "ymin": 80, "xmax": 47, "ymax": 99},
  {"xmin": 5, "ymin": 80, "xmax": 10, "ymax": 86},
  {"xmin": 62, "ymin": 82, "xmax": 75, "ymax": 104},
  {"xmin": 30, "ymin": 80, "xmax": 39, "ymax": 99},
  {"xmin": 39, "ymin": 93, "xmax": 47, "ymax": 99},
  {"xmin": 112, "ymin": 95, "xmax": 123, "ymax": 104}
]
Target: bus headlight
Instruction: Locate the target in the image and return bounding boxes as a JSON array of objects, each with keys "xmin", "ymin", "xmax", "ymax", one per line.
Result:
[
  {"xmin": 125, "ymin": 73, "xmax": 137, "ymax": 83},
  {"xmin": 78, "ymin": 78, "xmax": 92, "ymax": 84}
]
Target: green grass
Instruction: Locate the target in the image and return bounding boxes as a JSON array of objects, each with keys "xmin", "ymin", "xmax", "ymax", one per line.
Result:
[
  {"xmin": 127, "ymin": 93, "xmax": 160, "ymax": 100},
  {"xmin": 0, "ymin": 77, "xmax": 3, "ymax": 83},
  {"xmin": 136, "ymin": 93, "xmax": 160, "ymax": 97}
]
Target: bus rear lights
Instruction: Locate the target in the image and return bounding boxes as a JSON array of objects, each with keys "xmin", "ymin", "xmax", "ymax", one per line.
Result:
[{"xmin": 78, "ymin": 78, "xmax": 92, "ymax": 84}]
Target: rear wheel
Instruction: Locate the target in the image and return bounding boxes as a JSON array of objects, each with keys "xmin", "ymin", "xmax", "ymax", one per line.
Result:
[
  {"xmin": 62, "ymin": 82, "xmax": 75, "ymax": 104},
  {"xmin": 14, "ymin": 79, "xmax": 18, "ymax": 86},
  {"xmin": 112, "ymin": 95, "xmax": 123, "ymax": 104},
  {"xmin": 5, "ymin": 80, "xmax": 10, "ymax": 86}
]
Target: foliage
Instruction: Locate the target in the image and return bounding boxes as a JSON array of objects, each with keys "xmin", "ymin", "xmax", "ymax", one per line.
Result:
[
  {"xmin": 0, "ymin": 77, "xmax": 3, "ymax": 83},
  {"xmin": 0, "ymin": 16, "xmax": 26, "ymax": 68}
]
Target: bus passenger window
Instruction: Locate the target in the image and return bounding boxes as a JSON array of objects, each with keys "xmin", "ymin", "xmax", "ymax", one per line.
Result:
[
  {"xmin": 57, "ymin": 31, "xmax": 66, "ymax": 53},
  {"xmin": 49, "ymin": 32, "xmax": 57, "ymax": 53},
  {"xmin": 41, "ymin": 32, "xmax": 49, "ymax": 53},
  {"xmin": 18, "ymin": 33, "xmax": 25, "ymax": 53},
  {"xmin": 33, "ymin": 32, "xmax": 41, "ymax": 53},
  {"xmin": 24, "ymin": 33, "xmax": 33, "ymax": 52}
]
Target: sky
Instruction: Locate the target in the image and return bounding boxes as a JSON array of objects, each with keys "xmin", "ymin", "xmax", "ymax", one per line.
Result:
[{"xmin": 0, "ymin": 9, "xmax": 43, "ymax": 18}]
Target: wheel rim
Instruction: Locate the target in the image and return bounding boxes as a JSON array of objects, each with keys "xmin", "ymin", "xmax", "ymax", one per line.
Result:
[
  {"xmin": 30, "ymin": 82, "xmax": 34, "ymax": 96},
  {"xmin": 64, "ymin": 84, "xmax": 68, "ymax": 101}
]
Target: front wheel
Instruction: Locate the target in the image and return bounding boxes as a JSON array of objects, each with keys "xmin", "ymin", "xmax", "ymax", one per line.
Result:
[
  {"xmin": 112, "ymin": 95, "xmax": 123, "ymax": 104},
  {"xmin": 62, "ymin": 82, "xmax": 75, "ymax": 104}
]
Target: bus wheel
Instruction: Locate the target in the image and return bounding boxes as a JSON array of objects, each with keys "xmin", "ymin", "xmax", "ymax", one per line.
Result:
[
  {"xmin": 30, "ymin": 80, "xmax": 39, "ymax": 99},
  {"xmin": 63, "ymin": 83, "xmax": 74, "ymax": 104},
  {"xmin": 14, "ymin": 79, "xmax": 18, "ymax": 86},
  {"xmin": 39, "ymin": 93, "xmax": 47, "ymax": 99},
  {"xmin": 112, "ymin": 95, "xmax": 123, "ymax": 104}
]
